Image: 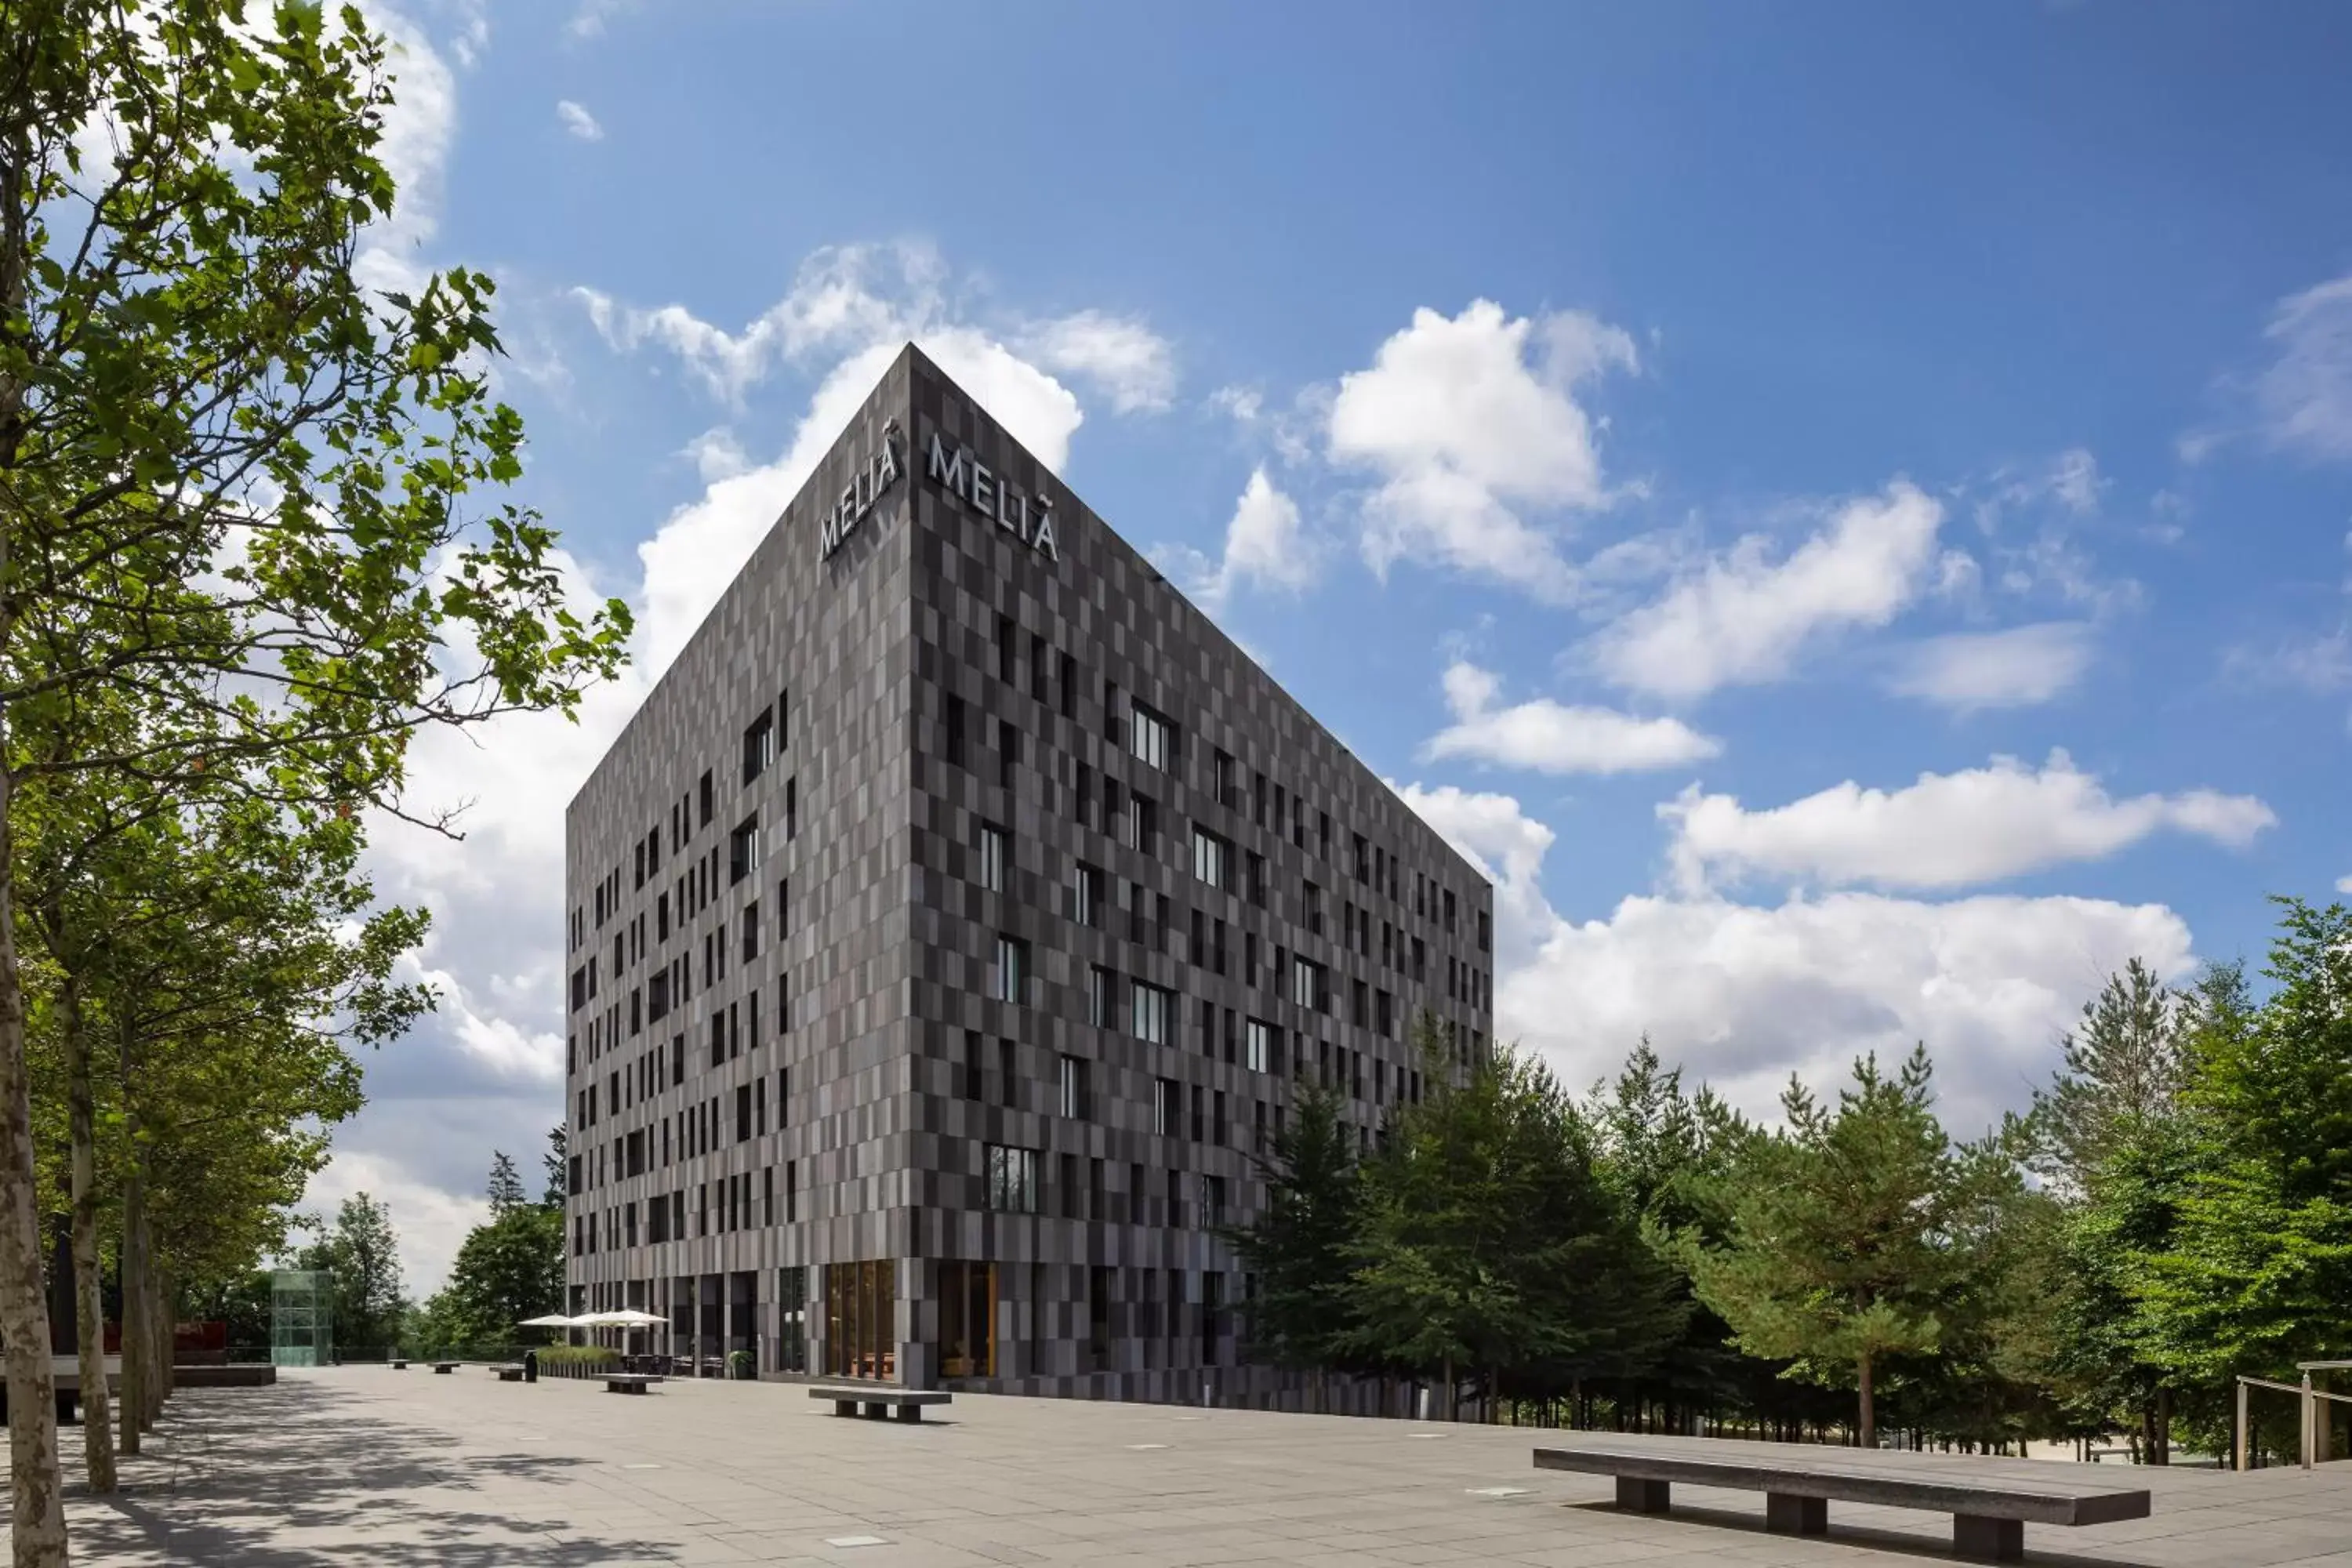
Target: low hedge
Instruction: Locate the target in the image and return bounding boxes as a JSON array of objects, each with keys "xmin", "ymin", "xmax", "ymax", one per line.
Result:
[{"xmin": 535, "ymin": 1345, "xmax": 622, "ymax": 1368}]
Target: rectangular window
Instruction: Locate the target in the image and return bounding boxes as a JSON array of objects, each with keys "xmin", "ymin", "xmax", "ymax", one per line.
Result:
[
  {"xmin": 1247, "ymin": 851, "xmax": 1266, "ymax": 908},
  {"xmin": 998, "ymin": 718, "xmax": 1018, "ymax": 791},
  {"xmin": 993, "ymin": 935, "xmax": 1028, "ymax": 1004},
  {"xmin": 961, "ymin": 1029, "xmax": 984, "ymax": 1101},
  {"xmin": 1479, "ymin": 909, "xmax": 1492, "ymax": 953},
  {"xmin": 1303, "ymin": 880, "xmax": 1323, "ymax": 935},
  {"xmin": 741, "ymin": 902, "xmax": 760, "ymax": 963},
  {"xmin": 1088, "ymin": 965, "xmax": 1116, "ymax": 1028},
  {"xmin": 985, "ymin": 1144, "xmax": 1040, "ymax": 1214},
  {"xmin": 1030, "ymin": 633, "xmax": 1049, "ymax": 704},
  {"xmin": 728, "ymin": 812, "xmax": 760, "ymax": 884},
  {"xmin": 997, "ymin": 612, "xmax": 1017, "ymax": 684},
  {"xmin": 946, "ymin": 693, "xmax": 966, "ymax": 768},
  {"xmin": 1245, "ymin": 1018, "xmax": 1272, "ymax": 1074},
  {"xmin": 1130, "ymin": 702, "xmax": 1174, "ymax": 771},
  {"xmin": 1131, "ymin": 981, "xmax": 1171, "ymax": 1045},
  {"xmin": 1152, "ymin": 1076, "xmax": 1178, "ymax": 1138},
  {"xmin": 1191, "ymin": 826, "xmax": 1226, "ymax": 889},
  {"xmin": 1291, "ymin": 956, "xmax": 1320, "ymax": 1011},
  {"xmin": 979, "ymin": 824, "xmax": 1007, "ymax": 894},
  {"xmin": 1214, "ymin": 749, "xmax": 1238, "ymax": 809},
  {"xmin": 1060, "ymin": 652, "xmax": 1076, "ymax": 719},
  {"xmin": 938, "ymin": 1260, "xmax": 996, "ymax": 1378},
  {"xmin": 821, "ymin": 1258, "xmax": 897, "ymax": 1381},
  {"xmin": 742, "ymin": 707, "xmax": 775, "ymax": 785},
  {"xmin": 1058, "ymin": 1054, "xmax": 1090, "ymax": 1120},
  {"xmin": 698, "ymin": 769, "xmax": 714, "ymax": 829},
  {"xmin": 1072, "ymin": 861, "xmax": 1103, "ymax": 927}
]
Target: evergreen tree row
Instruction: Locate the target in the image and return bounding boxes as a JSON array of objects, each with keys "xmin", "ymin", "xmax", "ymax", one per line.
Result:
[{"xmin": 1227, "ymin": 896, "xmax": 2352, "ymax": 1462}]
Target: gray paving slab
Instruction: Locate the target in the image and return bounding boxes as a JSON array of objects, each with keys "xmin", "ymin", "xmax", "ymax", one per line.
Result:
[{"xmin": 19, "ymin": 1367, "xmax": 2352, "ymax": 1566}]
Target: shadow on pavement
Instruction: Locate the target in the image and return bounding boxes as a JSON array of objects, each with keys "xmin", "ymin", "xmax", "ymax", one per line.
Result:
[{"xmin": 9, "ymin": 1379, "xmax": 675, "ymax": 1566}]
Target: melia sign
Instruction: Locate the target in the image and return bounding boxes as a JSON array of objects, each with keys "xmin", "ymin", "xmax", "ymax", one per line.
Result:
[
  {"xmin": 926, "ymin": 433, "xmax": 1061, "ymax": 563},
  {"xmin": 818, "ymin": 420, "xmax": 903, "ymax": 559}
]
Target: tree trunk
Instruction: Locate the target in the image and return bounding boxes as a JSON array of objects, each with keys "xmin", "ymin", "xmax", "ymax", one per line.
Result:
[
  {"xmin": 1441, "ymin": 1356, "xmax": 1455, "ymax": 1421},
  {"xmin": 0, "ymin": 757, "xmax": 72, "ymax": 1564},
  {"xmin": 2152, "ymin": 1386, "xmax": 2172, "ymax": 1465},
  {"xmin": 1857, "ymin": 1352, "xmax": 1875, "ymax": 1448},
  {"xmin": 118, "ymin": 1153, "xmax": 146, "ymax": 1456},
  {"xmin": 116, "ymin": 1014, "xmax": 147, "ymax": 1456},
  {"xmin": 62, "ymin": 973, "xmax": 115, "ymax": 1490},
  {"xmin": 150, "ymin": 1263, "xmax": 169, "ymax": 1419}
]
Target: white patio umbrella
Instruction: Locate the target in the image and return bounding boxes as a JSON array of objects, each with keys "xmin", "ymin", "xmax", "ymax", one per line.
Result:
[
  {"xmin": 575, "ymin": 1309, "xmax": 667, "ymax": 1329},
  {"xmin": 517, "ymin": 1313, "xmax": 581, "ymax": 1328}
]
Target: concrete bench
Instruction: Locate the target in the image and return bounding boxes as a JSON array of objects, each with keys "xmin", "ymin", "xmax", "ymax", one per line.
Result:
[
  {"xmin": 811, "ymin": 1386, "xmax": 951, "ymax": 1423},
  {"xmin": 1532, "ymin": 1439, "xmax": 2151, "ymax": 1562},
  {"xmin": 390, "ymin": 1359, "xmax": 407, "ymax": 1370},
  {"xmin": 602, "ymin": 1373, "xmax": 661, "ymax": 1395},
  {"xmin": 495, "ymin": 1364, "xmax": 524, "ymax": 1382},
  {"xmin": 431, "ymin": 1362, "xmax": 458, "ymax": 1374}
]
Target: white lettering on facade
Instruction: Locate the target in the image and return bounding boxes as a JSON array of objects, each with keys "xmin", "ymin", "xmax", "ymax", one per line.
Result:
[
  {"xmin": 819, "ymin": 421, "xmax": 903, "ymax": 559},
  {"xmin": 924, "ymin": 431, "xmax": 1061, "ymax": 564}
]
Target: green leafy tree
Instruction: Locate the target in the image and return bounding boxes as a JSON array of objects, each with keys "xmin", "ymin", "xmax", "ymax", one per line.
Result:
[
  {"xmin": 1678, "ymin": 1045, "xmax": 2022, "ymax": 1446},
  {"xmin": 445, "ymin": 1208, "xmax": 564, "ymax": 1343},
  {"xmin": 1, "ymin": 5, "xmax": 629, "ymax": 1553},
  {"xmin": 2137, "ymin": 900, "xmax": 2352, "ymax": 1417},
  {"xmin": 296, "ymin": 1193, "xmax": 408, "ymax": 1353},
  {"xmin": 441, "ymin": 1155, "xmax": 564, "ymax": 1341}
]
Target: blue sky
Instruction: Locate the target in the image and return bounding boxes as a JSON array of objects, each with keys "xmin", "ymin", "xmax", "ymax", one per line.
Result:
[{"xmin": 324, "ymin": 0, "xmax": 2352, "ymax": 1292}]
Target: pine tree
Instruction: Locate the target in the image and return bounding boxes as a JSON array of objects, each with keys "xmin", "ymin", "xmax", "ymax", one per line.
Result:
[
  {"xmin": 543, "ymin": 1127, "xmax": 570, "ymax": 1210},
  {"xmin": 1678, "ymin": 1045, "xmax": 2021, "ymax": 1446},
  {"xmin": 2034, "ymin": 957, "xmax": 2187, "ymax": 1191},
  {"xmin": 487, "ymin": 1152, "xmax": 528, "ymax": 1217},
  {"xmin": 1222, "ymin": 1085, "xmax": 1360, "ymax": 1388},
  {"xmin": 1346, "ymin": 1022, "xmax": 1679, "ymax": 1417}
]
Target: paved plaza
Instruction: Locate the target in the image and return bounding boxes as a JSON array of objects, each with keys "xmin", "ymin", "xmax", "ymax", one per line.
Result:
[{"xmin": 32, "ymin": 1368, "xmax": 2352, "ymax": 1566}]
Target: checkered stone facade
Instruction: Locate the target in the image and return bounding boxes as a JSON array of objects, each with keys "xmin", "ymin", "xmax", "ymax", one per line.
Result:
[{"xmin": 566, "ymin": 345, "xmax": 1496, "ymax": 1404}]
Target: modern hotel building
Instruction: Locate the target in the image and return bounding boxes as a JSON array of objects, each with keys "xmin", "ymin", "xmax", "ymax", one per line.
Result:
[{"xmin": 563, "ymin": 345, "xmax": 1496, "ymax": 1403}]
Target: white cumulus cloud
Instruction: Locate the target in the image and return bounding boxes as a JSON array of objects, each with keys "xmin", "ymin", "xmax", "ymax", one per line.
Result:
[
  {"xmin": 1329, "ymin": 300, "xmax": 1636, "ymax": 603},
  {"xmin": 1515, "ymin": 887, "xmax": 2196, "ymax": 1137},
  {"xmin": 1019, "ymin": 309, "xmax": 1177, "ymax": 414},
  {"xmin": 1590, "ymin": 481, "xmax": 1944, "ymax": 700},
  {"xmin": 555, "ymin": 99, "xmax": 603, "ymax": 141},
  {"xmin": 1421, "ymin": 661, "xmax": 1721, "ymax": 775},
  {"xmin": 1661, "ymin": 751, "xmax": 2275, "ymax": 894},
  {"xmin": 1888, "ymin": 621, "xmax": 2096, "ymax": 711},
  {"xmin": 1163, "ymin": 467, "xmax": 1316, "ymax": 608},
  {"xmin": 1392, "ymin": 784, "xmax": 2201, "ymax": 1137}
]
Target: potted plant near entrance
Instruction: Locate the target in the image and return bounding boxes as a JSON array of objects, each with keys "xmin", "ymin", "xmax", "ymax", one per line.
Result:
[{"xmin": 727, "ymin": 1349, "xmax": 755, "ymax": 1381}]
